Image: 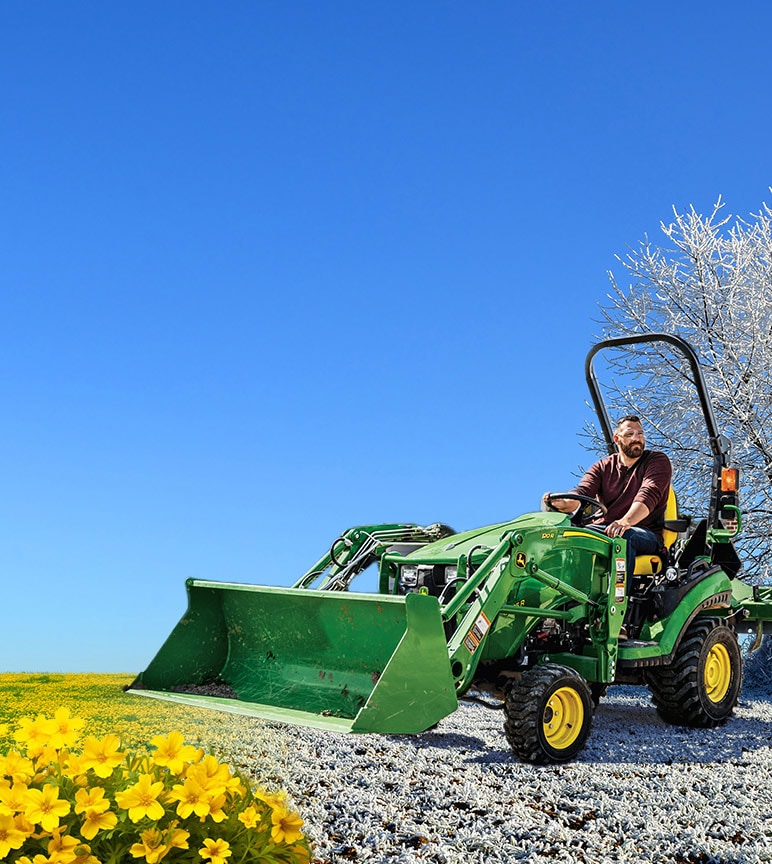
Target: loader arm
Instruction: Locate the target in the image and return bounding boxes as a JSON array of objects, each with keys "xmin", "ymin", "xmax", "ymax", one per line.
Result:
[
  {"xmin": 293, "ymin": 523, "xmax": 455, "ymax": 591},
  {"xmin": 441, "ymin": 529, "xmax": 629, "ymax": 693},
  {"xmin": 443, "ymin": 534, "xmax": 515, "ymax": 692}
]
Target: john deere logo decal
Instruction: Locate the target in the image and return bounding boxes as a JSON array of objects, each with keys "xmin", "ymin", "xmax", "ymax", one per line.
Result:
[{"xmin": 515, "ymin": 551, "xmax": 527, "ymax": 568}]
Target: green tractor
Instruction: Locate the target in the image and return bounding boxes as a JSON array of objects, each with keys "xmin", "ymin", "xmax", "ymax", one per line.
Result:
[{"xmin": 130, "ymin": 333, "xmax": 772, "ymax": 763}]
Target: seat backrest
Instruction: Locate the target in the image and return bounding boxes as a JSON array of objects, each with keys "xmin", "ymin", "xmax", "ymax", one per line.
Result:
[
  {"xmin": 633, "ymin": 486, "xmax": 679, "ymax": 577},
  {"xmin": 661, "ymin": 486, "xmax": 678, "ymax": 550}
]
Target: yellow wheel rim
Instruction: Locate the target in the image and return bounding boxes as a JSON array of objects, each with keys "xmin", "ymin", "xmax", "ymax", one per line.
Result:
[
  {"xmin": 704, "ymin": 643, "xmax": 732, "ymax": 703},
  {"xmin": 543, "ymin": 686, "xmax": 584, "ymax": 750}
]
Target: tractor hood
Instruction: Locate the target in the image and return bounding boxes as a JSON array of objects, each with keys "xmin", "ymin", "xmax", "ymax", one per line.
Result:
[{"xmin": 390, "ymin": 511, "xmax": 566, "ymax": 565}]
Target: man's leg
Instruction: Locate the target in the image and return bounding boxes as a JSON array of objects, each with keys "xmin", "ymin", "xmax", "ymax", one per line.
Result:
[
  {"xmin": 622, "ymin": 526, "xmax": 663, "ymax": 575},
  {"xmin": 619, "ymin": 527, "xmax": 662, "ymax": 638}
]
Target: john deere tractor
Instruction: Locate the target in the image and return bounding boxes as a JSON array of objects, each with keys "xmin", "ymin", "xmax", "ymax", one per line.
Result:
[{"xmin": 130, "ymin": 333, "xmax": 772, "ymax": 763}]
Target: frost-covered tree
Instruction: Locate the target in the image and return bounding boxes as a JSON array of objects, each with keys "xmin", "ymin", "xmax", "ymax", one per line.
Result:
[{"xmin": 591, "ymin": 195, "xmax": 772, "ymax": 584}]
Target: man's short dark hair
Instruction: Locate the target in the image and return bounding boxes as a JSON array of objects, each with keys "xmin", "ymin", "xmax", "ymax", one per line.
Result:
[{"xmin": 615, "ymin": 414, "xmax": 641, "ymax": 430}]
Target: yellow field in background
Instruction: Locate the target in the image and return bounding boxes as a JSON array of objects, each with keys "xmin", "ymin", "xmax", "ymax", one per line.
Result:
[{"xmin": 0, "ymin": 673, "xmax": 276, "ymax": 763}]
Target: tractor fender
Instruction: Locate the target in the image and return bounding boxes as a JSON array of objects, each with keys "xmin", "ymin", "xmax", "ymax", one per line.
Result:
[{"xmin": 647, "ymin": 567, "xmax": 733, "ymax": 661}]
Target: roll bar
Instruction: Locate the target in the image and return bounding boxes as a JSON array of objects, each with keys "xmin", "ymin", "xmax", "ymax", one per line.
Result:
[
  {"xmin": 585, "ymin": 332, "xmax": 732, "ymax": 532},
  {"xmin": 585, "ymin": 332, "xmax": 730, "ymax": 463}
]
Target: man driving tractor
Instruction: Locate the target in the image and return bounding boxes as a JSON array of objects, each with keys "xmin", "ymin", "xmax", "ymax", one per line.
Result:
[{"xmin": 544, "ymin": 414, "xmax": 672, "ymax": 577}]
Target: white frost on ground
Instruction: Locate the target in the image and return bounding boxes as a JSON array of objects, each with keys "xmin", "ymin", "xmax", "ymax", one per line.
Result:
[{"xmin": 212, "ymin": 683, "xmax": 772, "ymax": 864}]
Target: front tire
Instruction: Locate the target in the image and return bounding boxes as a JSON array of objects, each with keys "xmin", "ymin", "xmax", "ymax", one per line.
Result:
[
  {"xmin": 504, "ymin": 664, "xmax": 593, "ymax": 764},
  {"xmin": 646, "ymin": 619, "xmax": 742, "ymax": 727}
]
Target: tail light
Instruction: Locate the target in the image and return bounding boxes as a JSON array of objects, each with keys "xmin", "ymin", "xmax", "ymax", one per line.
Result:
[{"xmin": 721, "ymin": 467, "xmax": 739, "ymax": 493}]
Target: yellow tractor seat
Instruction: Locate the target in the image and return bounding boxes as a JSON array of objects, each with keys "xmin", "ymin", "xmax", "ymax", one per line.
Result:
[{"xmin": 633, "ymin": 487, "xmax": 685, "ymax": 576}]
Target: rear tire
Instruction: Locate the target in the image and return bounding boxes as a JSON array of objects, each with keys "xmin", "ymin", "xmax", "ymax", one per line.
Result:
[
  {"xmin": 646, "ymin": 619, "xmax": 741, "ymax": 727},
  {"xmin": 504, "ymin": 664, "xmax": 593, "ymax": 764}
]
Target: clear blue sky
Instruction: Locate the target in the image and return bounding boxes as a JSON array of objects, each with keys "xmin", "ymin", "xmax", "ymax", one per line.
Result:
[{"xmin": 2, "ymin": 2, "xmax": 770, "ymax": 672}]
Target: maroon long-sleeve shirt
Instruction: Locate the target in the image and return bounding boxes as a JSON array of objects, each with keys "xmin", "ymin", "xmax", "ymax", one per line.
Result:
[{"xmin": 574, "ymin": 450, "xmax": 672, "ymax": 538}]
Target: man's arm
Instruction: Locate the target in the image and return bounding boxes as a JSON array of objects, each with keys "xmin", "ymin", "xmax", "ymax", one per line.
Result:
[
  {"xmin": 605, "ymin": 501, "xmax": 651, "ymax": 538},
  {"xmin": 541, "ymin": 492, "xmax": 579, "ymax": 513},
  {"xmin": 635, "ymin": 452, "xmax": 672, "ymax": 512}
]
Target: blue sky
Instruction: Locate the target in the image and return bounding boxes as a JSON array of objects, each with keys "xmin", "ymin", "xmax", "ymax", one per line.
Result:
[{"xmin": 2, "ymin": 3, "xmax": 770, "ymax": 672}]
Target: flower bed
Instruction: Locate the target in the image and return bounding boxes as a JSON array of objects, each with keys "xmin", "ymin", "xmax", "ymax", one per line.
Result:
[{"xmin": 0, "ymin": 706, "xmax": 311, "ymax": 863}]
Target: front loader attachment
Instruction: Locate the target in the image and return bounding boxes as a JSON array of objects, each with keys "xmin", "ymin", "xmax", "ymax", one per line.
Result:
[{"xmin": 129, "ymin": 580, "xmax": 458, "ymax": 734}]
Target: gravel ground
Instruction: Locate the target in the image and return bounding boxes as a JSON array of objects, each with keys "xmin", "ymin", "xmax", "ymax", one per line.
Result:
[{"xmin": 218, "ymin": 681, "xmax": 772, "ymax": 864}]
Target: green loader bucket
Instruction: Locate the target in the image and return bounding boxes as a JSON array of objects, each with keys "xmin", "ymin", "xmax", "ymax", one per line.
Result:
[{"xmin": 129, "ymin": 580, "xmax": 458, "ymax": 734}]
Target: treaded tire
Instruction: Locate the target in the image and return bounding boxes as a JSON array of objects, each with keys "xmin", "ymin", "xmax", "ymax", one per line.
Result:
[
  {"xmin": 504, "ymin": 664, "xmax": 593, "ymax": 764},
  {"xmin": 646, "ymin": 619, "xmax": 742, "ymax": 727}
]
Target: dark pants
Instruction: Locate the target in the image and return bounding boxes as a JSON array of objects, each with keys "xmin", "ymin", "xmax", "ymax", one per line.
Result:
[
  {"xmin": 592, "ymin": 524, "xmax": 662, "ymax": 575},
  {"xmin": 620, "ymin": 526, "xmax": 662, "ymax": 576}
]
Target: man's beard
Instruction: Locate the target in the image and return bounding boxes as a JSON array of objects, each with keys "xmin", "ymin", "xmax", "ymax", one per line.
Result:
[{"xmin": 619, "ymin": 440, "xmax": 644, "ymax": 459}]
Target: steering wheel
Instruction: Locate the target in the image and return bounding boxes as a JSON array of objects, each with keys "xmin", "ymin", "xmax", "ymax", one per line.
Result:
[{"xmin": 544, "ymin": 493, "xmax": 607, "ymax": 527}]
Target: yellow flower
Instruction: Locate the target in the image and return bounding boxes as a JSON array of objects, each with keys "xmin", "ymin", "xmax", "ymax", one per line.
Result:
[
  {"xmin": 61, "ymin": 752, "xmax": 86, "ymax": 781},
  {"xmin": 74, "ymin": 786, "xmax": 111, "ymax": 816},
  {"xmin": 24, "ymin": 784, "xmax": 71, "ymax": 832},
  {"xmin": 0, "ymin": 813, "xmax": 26, "ymax": 858},
  {"xmin": 79, "ymin": 735, "xmax": 124, "ymax": 778},
  {"xmin": 129, "ymin": 827, "xmax": 170, "ymax": 864},
  {"xmin": 168, "ymin": 776, "xmax": 210, "ymax": 820},
  {"xmin": 203, "ymin": 792, "xmax": 227, "ymax": 823},
  {"xmin": 14, "ymin": 715, "xmax": 56, "ymax": 755},
  {"xmin": 69, "ymin": 846, "xmax": 100, "ymax": 864},
  {"xmin": 2, "ymin": 703, "xmax": 306, "ymax": 864},
  {"xmin": 13, "ymin": 813, "xmax": 35, "ymax": 838},
  {"xmin": 255, "ymin": 786, "xmax": 288, "ymax": 810},
  {"xmin": 81, "ymin": 806, "xmax": 118, "ymax": 840},
  {"xmin": 48, "ymin": 709, "xmax": 84, "ymax": 750},
  {"xmin": 199, "ymin": 837, "xmax": 231, "ymax": 864},
  {"xmin": 167, "ymin": 824, "xmax": 189, "ymax": 850},
  {"xmin": 115, "ymin": 774, "xmax": 165, "ymax": 823},
  {"xmin": 150, "ymin": 731, "xmax": 197, "ymax": 775},
  {"xmin": 46, "ymin": 828, "xmax": 80, "ymax": 861},
  {"xmin": 237, "ymin": 804, "xmax": 260, "ymax": 829},
  {"xmin": 0, "ymin": 751, "xmax": 35, "ymax": 785},
  {"xmin": 0, "ymin": 781, "xmax": 29, "ymax": 816},
  {"xmin": 189, "ymin": 756, "xmax": 231, "ymax": 792},
  {"xmin": 271, "ymin": 803, "xmax": 305, "ymax": 845}
]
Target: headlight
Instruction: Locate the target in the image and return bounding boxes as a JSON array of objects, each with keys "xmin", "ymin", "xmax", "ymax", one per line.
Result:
[
  {"xmin": 444, "ymin": 565, "xmax": 457, "ymax": 584},
  {"xmin": 399, "ymin": 564, "xmax": 437, "ymax": 592},
  {"xmin": 400, "ymin": 566, "xmax": 419, "ymax": 588}
]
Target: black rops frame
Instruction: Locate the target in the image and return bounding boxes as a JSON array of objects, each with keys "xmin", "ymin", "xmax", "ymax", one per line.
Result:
[{"xmin": 584, "ymin": 332, "xmax": 732, "ymax": 531}]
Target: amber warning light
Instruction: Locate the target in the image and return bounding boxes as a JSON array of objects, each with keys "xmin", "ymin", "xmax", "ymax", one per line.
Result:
[{"xmin": 721, "ymin": 467, "xmax": 739, "ymax": 492}]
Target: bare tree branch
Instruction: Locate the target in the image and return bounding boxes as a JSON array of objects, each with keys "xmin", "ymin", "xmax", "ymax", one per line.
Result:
[{"xmin": 596, "ymin": 192, "xmax": 772, "ymax": 582}]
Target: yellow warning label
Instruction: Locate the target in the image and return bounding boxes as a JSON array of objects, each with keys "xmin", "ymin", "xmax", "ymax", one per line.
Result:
[{"xmin": 463, "ymin": 612, "xmax": 491, "ymax": 653}]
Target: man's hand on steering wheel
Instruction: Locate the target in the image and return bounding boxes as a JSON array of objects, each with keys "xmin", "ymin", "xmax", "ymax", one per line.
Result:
[{"xmin": 542, "ymin": 492, "xmax": 607, "ymax": 527}]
